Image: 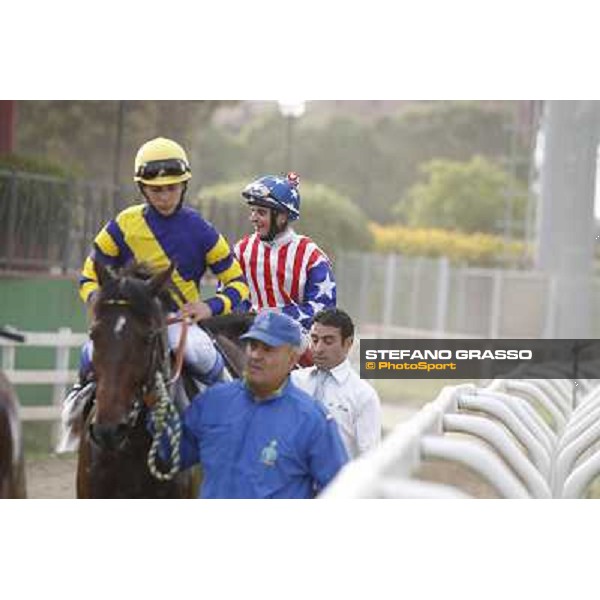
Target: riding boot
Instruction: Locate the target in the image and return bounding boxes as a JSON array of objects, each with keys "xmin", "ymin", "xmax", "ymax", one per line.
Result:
[
  {"xmin": 169, "ymin": 322, "xmax": 228, "ymax": 386},
  {"xmin": 201, "ymin": 350, "xmax": 225, "ymax": 385}
]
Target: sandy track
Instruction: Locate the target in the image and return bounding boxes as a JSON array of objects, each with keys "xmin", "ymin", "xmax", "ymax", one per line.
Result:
[
  {"xmin": 25, "ymin": 455, "xmax": 77, "ymax": 499},
  {"xmin": 23, "ymin": 453, "xmax": 496, "ymax": 499}
]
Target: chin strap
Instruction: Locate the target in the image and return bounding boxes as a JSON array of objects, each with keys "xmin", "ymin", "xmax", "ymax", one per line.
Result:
[{"xmin": 260, "ymin": 209, "xmax": 288, "ymax": 242}]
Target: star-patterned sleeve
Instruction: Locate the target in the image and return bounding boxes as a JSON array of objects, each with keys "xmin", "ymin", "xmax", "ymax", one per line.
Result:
[{"xmin": 281, "ymin": 257, "xmax": 337, "ymax": 330}]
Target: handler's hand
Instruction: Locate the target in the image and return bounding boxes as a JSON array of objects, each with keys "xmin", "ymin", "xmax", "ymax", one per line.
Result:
[{"xmin": 181, "ymin": 301, "xmax": 213, "ymax": 323}]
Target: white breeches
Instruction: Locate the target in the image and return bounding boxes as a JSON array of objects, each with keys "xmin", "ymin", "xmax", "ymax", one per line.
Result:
[{"xmin": 167, "ymin": 321, "xmax": 218, "ymax": 376}]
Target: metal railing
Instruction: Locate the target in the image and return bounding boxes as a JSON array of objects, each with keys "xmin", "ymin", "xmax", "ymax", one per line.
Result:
[
  {"xmin": 321, "ymin": 377, "xmax": 600, "ymax": 499},
  {"xmin": 336, "ymin": 252, "xmax": 564, "ymax": 340},
  {"xmin": 0, "ymin": 171, "xmax": 254, "ymax": 275}
]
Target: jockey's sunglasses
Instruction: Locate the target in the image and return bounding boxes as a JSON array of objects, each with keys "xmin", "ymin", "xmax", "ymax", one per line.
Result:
[{"xmin": 136, "ymin": 159, "xmax": 190, "ymax": 180}]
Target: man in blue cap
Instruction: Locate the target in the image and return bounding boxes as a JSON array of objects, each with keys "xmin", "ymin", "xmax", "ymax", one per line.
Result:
[{"xmin": 154, "ymin": 309, "xmax": 348, "ymax": 498}]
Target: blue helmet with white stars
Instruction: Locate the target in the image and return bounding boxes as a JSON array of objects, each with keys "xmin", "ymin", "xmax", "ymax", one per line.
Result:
[{"xmin": 242, "ymin": 172, "xmax": 301, "ymax": 221}]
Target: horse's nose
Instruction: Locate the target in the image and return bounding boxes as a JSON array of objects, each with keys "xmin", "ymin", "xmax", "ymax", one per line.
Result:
[{"xmin": 90, "ymin": 422, "xmax": 129, "ymax": 451}]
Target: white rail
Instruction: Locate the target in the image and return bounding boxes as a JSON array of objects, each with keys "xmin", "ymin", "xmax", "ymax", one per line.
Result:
[
  {"xmin": 321, "ymin": 377, "xmax": 600, "ymax": 499},
  {"xmin": 0, "ymin": 328, "xmax": 87, "ymax": 421}
]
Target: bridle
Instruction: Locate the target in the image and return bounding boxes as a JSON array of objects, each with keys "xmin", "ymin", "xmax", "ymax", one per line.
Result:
[{"xmin": 94, "ymin": 298, "xmax": 189, "ymax": 431}]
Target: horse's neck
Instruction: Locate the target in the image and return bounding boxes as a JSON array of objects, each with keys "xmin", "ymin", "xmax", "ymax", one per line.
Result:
[{"xmin": 214, "ymin": 334, "xmax": 246, "ymax": 379}]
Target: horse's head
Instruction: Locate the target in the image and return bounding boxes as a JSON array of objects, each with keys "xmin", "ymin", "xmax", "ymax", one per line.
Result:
[{"xmin": 89, "ymin": 261, "xmax": 174, "ymax": 450}]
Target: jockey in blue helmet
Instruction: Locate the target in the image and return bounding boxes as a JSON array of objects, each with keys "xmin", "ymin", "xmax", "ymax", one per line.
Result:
[
  {"xmin": 234, "ymin": 173, "xmax": 336, "ymax": 365},
  {"xmin": 241, "ymin": 171, "xmax": 301, "ymax": 241}
]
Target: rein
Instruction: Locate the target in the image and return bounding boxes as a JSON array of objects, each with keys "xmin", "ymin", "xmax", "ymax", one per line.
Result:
[{"xmin": 165, "ymin": 315, "xmax": 189, "ymax": 386}]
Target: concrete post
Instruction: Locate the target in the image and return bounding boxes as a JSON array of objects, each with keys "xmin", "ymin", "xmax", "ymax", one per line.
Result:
[{"xmin": 535, "ymin": 101, "xmax": 600, "ymax": 337}]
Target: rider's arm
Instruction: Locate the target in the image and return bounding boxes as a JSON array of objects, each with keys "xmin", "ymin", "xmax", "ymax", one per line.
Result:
[
  {"xmin": 79, "ymin": 217, "xmax": 129, "ymax": 304},
  {"xmin": 203, "ymin": 230, "xmax": 250, "ymax": 317},
  {"xmin": 281, "ymin": 256, "xmax": 337, "ymax": 330}
]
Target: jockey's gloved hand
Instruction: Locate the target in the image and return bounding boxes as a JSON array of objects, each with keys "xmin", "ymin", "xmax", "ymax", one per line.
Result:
[{"xmin": 180, "ymin": 301, "xmax": 212, "ymax": 323}]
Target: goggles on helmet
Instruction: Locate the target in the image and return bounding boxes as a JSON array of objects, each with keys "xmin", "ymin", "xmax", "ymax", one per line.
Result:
[
  {"xmin": 135, "ymin": 158, "xmax": 190, "ymax": 181},
  {"xmin": 243, "ymin": 181, "xmax": 271, "ymax": 201},
  {"xmin": 243, "ymin": 182, "xmax": 285, "ymax": 209}
]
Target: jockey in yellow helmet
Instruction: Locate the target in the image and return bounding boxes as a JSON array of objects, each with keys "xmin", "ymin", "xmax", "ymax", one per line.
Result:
[{"xmin": 60, "ymin": 137, "xmax": 249, "ymax": 450}]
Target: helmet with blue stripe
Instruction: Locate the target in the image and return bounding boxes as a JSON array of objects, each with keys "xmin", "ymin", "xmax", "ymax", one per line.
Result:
[{"xmin": 242, "ymin": 172, "xmax": 301, "ymax": 220}]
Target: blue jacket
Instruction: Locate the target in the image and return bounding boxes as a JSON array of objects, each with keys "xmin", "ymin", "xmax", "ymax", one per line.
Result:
[{"xmin": 177, "ymin": 378, "xmax": 348, "ymax": 498}]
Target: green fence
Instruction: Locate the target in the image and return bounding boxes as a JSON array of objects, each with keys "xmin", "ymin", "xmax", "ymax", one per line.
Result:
[{"xmin": 0, "ymin": 275, "xmax": 87, "ymax": 405}]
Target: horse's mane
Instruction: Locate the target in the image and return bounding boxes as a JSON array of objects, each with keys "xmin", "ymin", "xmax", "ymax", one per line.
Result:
[
  {"xmin": 199, "ymin": 313, "xmax": 255, "ymax": 378},
  {"xmin": 200, "ymin": 312, "xmax": 255, "ymax": 341}
]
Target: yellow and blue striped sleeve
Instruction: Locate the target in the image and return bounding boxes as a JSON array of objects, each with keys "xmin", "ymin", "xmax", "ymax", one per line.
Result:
[
  {"xmin": 78, "ymin": 218, "xmax": 129, "ymax": 304},
  {"xmin": 204, "ymin": 234, "xmax": 249, "ymax": 316},
  {"xmin": 79, "ymin": 256, "xmax": 99, "ymax": 304}
]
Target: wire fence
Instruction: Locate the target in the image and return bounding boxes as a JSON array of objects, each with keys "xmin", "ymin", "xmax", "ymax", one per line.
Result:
[
  {"xmin": 335, "ymin": 252, "xmax": 600, "ymax": 339},
  {"xmin": 0, "ymin": 169, "xmax": 125, "ymax": 273}
]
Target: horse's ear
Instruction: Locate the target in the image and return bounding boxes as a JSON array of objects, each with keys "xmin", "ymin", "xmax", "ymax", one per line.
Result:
[
  {"xmin": 147, "ymin": 263, "xmax": 175, "ymax": 297},
  {"xmin": 95, "ymin": 260, "xmax": 114, "ymax": 287}
]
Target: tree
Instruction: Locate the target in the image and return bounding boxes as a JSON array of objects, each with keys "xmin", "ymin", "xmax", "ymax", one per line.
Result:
[
  {"xmin": 193, "ymin": 179, "xmax": 373, "ymax": 258},
  {"xmin": 188, "ymin": 101, "xmax": 532, "ymax": 224},
  {"xmin": 16, "ymin": 101, "xmax": 237, "ymax": 188},
  {"xmin": 395, "ymin": 155, "xmax": 528, "ymax": 236}
]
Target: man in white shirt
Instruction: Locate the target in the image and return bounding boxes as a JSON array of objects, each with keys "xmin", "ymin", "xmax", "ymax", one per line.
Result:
[{"xmin": 291, "ymin": 308, "xmax": 382, "ymax": 458}]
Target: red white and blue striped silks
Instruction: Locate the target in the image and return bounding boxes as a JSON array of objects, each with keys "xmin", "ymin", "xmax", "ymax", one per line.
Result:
[{"xmin": 234, "ymin": 229, "xmax": 336, "ymax": 331}]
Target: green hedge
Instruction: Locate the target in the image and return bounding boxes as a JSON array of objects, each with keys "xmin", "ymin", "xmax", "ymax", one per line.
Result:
[
  {"xmin": 370, "ymin": 223, "xmax": 527, "ymax": 267},
  {"xmin": 193, "ymin": 179, "xmax": 374, "ymax": 258},
  {"xmin": 0, "ymin": 153, "xmax": 73, "ymax": 178}
]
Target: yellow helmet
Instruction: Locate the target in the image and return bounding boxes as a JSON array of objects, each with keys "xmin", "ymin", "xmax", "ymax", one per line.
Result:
[{"xmin": 133, "ymin": 137, "xmax": 192, "ymax": 186}]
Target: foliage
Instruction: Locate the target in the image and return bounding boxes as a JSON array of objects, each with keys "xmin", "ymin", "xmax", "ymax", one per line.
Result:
[
  {"xmin": 16, "ymin": 101, "xmax": 235, "ymax": 187},
  {"xmin": 395, "ymin": 155, "xmax": 529, "ymax": 236},
  {"xmin": 189, "ymin": 101, "xmax": 532, "ymax": 224},
  {"xmin": 192, "ymin": 179, "xmax": 374, "ymax": 258},
  {"xmin": 14, "ymin": 100, "xmax": 534, "ymax": 228},
  {"xmin": 0, "ymin": 153, "xmax": 73, "ymax": 178},
  {"xmin": 370, "ymin": 222, "xmax": 526, "ymax": 267},
  {"xmin": 192, "ymin": 124, "xmax": 246, "ymax": 187}
]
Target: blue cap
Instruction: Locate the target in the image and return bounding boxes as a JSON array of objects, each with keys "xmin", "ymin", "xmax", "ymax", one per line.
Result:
[{"xmin": 240, "ymin": 310, "xmax": 302, "ymax": 348}]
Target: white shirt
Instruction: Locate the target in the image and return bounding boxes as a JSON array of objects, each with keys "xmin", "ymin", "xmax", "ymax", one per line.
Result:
[{"xmin": 291, "ymin": 359, "xmax": 382, "ymax": 459}]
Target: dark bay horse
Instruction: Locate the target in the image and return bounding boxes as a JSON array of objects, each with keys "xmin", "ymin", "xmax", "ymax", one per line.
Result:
[
  {"xmin": 76, "ymin": 261, "xmax": 251, "ymax": 498},
  {"xmin": 0, "ymin": 327, "xmax": 27, "ymax": 499}
]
